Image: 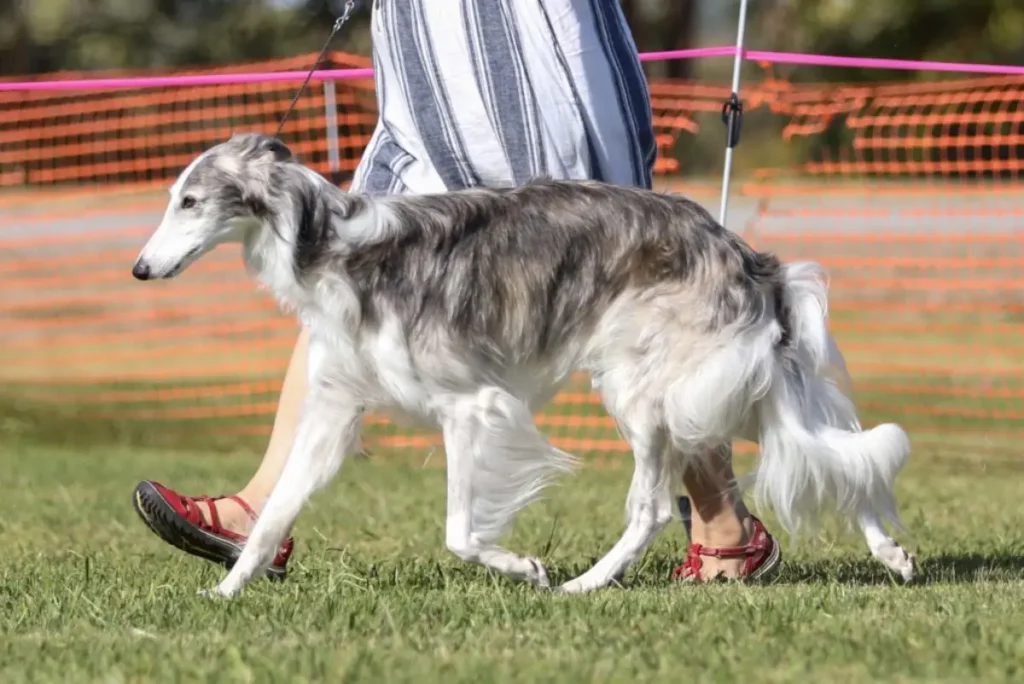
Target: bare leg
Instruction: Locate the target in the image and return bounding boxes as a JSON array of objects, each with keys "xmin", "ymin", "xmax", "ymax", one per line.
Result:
[
  {"xmin": 193, "ymin": 328, "xmax": 311, "ymax": 532},
  {"xmin": 682, "ymin": 444, "xmax": 756, "ymax": 580}
]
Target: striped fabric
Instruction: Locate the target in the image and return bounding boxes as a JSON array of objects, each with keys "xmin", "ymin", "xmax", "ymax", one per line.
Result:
[{"xmin": 351, "ymin": 0, "xmax": 656, "ymax": 197}]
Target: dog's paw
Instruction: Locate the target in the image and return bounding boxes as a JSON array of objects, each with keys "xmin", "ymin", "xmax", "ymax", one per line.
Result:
[
  {"xmin": 557, "ymin": 569, "xmax": 613, "ymax": 594},
  {"xmin": 525, "ymin": 557, "xmax": 550, "ymax": 589},
  {"xmin": 873, "ymin": 540, "xmax": 917, "ymax": 583},
  {"xmin": 198, "ymin": 580, "xmax": 241, "ymax": 599},
  {"xmin": 557, "ymin": 576, "xmax": 596, "ymax": 595}
]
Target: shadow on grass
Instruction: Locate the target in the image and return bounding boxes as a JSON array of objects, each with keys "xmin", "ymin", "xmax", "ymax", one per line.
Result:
[
  {"xmin": 619, "ymin": 552, "xmax": 1024, "ymax": 589},
  {"xmin": 273, "ymin": 550, "xmax": 1024, "ymax": 593}
]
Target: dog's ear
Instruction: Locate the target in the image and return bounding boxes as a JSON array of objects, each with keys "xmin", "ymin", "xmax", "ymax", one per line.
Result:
[
  {"xmin": 228, "ymin": 132, "xmax": 294, "ymax": 164},
  {"xmin": 255, "ymin": 136, "xmax": 293, "ymax": 163}
]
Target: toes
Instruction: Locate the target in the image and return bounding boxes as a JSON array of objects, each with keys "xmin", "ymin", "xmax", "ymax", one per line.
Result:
[{"xmin": 526, "ymin": 557, "xmax": 550, "ymax": 588}]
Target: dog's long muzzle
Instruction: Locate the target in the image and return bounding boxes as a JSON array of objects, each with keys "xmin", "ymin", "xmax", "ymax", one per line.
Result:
[{"xmin": 131, "ymin": 245, "xmax": 201, "ymax": 281}]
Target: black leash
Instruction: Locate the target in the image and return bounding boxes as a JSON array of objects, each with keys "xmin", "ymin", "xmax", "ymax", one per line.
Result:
[{"xmin": 273, "ymin": 0, "xmax": 361, "ymax": 139}]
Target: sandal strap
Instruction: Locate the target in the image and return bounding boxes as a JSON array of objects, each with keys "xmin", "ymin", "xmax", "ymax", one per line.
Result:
[
  {"xmin": 185, "ymin": 494, "xmax": 223, "ymax": 532},
  {"xmin": 224, "ymin": 495, "xmax": 259, "ymax": 523},
  {"xmin": 672, "ymin": 517, "xmax": 775, "ymax": 581},
  {"xmin": 178, "ymin": 493, "xmax": 258, "ymax": 541},
  {"xmin": 688, "ymin": 524, "xmax": 772, "ymax": 559},
  {"xmin": 689, "ymin": 541, "xmax": 764, "ymax": 559}
]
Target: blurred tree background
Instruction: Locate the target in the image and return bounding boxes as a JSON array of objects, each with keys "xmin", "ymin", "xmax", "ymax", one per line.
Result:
[
  {"xmin": 1, "ymin": 0, "xmax": 1022, "ymax": 79},
  {"xmin": 1, "ymin": 0, "xmax": 1021, "ymax": 181}
]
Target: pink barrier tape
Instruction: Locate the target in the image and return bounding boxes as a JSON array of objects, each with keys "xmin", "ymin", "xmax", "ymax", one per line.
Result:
[
  {"xmin": 0, "ymin": 67, "xmax": 375, "ymax": 92},
  {"xmin": 744, "ymin": 49, "xmax": 1024, "ymax": 76},
  {"xmin": 2, "ymin": 46, "xmax": 1024, "ymax": 92},
  {"xmin": 637, "ymin": 46, "xmax": 737, "ymax": 62}
]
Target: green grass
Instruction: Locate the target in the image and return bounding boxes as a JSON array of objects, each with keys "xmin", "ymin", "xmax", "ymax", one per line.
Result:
[{"xmin": 2, "ymin": 442, "xmax": 1024, "ymax": 683}]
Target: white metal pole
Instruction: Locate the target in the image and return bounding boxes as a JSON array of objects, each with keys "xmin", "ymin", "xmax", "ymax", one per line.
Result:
[
  {"xmin": 323, "ymin": 80, "xmax": 341, "ymax": 179},
  {"xmin": 718, "ymin": 0, "xmax": 751, "ymax": 226}
]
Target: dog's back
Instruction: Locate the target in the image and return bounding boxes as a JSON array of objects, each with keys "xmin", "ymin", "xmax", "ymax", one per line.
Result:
[{"xmin": 337, "ymin": 178, "xmax": 787, "ymax": 375}]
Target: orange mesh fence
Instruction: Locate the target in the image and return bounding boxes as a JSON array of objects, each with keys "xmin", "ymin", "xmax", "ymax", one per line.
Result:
[{"xmin": 2, "ymin": 54, "xmax": 1024, "ymax": 463}]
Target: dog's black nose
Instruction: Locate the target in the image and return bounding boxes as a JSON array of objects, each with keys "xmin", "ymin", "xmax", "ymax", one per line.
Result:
[{"xmin": 132, "ymin": 261, "xmax": 151, "ymax": 280}]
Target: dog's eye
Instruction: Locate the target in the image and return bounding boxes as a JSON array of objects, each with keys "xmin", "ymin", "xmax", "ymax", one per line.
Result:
[{"xmin": 180, "ymin": 195, "xmax": 197, "ymax": 210}]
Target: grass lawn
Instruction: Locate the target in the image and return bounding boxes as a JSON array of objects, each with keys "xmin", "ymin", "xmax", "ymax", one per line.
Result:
[
  {"xmin": 3, "ymin": 184, "xmax": 1024, "ymax": 682},
  {"xmin": 2, "ymin": 441, "xmax": 1023, "ymax": 683}
]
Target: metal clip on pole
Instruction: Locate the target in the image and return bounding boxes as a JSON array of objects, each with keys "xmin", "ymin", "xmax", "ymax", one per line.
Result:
[{"xmin": 722, "ymin": 93, "xmax": 744, "ymax": 150}]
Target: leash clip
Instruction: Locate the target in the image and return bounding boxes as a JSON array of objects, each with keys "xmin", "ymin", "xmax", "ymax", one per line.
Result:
[{"xmin": 334, "ymin": 0, "xmax": 357, "ymax": 32}]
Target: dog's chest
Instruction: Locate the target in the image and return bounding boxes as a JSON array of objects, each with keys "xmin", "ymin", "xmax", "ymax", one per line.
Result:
[{"xmin": 361, "ymin": 327, "xmax": 433, "ymax": 413}]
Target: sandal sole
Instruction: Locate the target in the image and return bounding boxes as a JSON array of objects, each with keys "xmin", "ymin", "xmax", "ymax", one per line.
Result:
[
  {"xmin": 132, "ymin": 481, "xmax": 287, "ymax": 581},
  {"xmin": 744, "ymin": 534, "xmax": 782, "ymax": 583}
]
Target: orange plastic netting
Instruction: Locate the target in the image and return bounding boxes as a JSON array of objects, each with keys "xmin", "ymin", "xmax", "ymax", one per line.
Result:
[{"xmin": 2, "ymin": 52, "xmax": 1023, "ymax": 461}]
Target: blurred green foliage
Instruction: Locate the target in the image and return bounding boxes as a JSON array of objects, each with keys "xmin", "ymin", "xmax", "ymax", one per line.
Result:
[
  {"xmin": 0, "ymin": 0, "xmax": 372, "ymax": 74},
  {"xmin": 745, "ymin": 0, "xmax": 1024, "ymax": 81},
  {"xmin": 3, "ymin": 1, "xmax": 1021, "ymax": 78}
]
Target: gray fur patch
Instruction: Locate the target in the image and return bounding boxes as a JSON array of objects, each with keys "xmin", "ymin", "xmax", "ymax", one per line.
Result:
[
  {"xmin": 337, "ymin": 178, "xmax": 787, "ymax": 362},
  {"xmin": 182, "ymin": 133, "xmax": 788, "ymax": 365}
]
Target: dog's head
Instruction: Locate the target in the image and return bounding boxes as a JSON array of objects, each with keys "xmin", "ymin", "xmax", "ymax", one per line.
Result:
[{"xmin": 132, "ymin": 132, "xmax": 293, "ymax": 280}]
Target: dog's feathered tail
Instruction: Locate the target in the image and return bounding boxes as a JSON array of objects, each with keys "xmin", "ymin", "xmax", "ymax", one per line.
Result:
[
  {"xmin": 664, "ymin": 262, "xmax": 910, "ymax": 536},
  {"xmin": 751, "ymin": 262, "xmax": 910, "ymax": 534}
]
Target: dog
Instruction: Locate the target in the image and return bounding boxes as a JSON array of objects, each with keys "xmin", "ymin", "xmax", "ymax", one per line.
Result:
[{"xmin": 132, "ymin": 133, "xmax": 916, "ymax": 597}]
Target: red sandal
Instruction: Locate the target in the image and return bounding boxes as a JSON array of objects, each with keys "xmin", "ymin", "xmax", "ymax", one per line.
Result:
[
  {"xmin": 671, "ymin": 516, "xmax": 781, "ymax": 583},
  {"xmin": 132, "ymin": 480, "xmax": 294, "ymax": 580}
]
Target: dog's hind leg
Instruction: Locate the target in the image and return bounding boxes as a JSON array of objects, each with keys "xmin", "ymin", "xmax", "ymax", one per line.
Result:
[
  {"xmin": 858, "ymin": 507, "xmax": 917, "ymax": 582},
  {"xmin": 559, "ymin": 414, "xmax": 674, "ymax": 594},
  {"xmin": 441, "ymin": 388, "xmax": 577, "ymax": 587}
]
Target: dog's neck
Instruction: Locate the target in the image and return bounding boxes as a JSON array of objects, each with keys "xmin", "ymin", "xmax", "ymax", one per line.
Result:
[{"xmin": 240, "ymin": 165, "xmax": 384, "ymax": 333}]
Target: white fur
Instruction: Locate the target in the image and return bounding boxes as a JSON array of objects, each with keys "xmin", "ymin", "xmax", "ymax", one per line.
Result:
[{"xmin": 747, "ymin": 264, "xmax": 909, "ymax": 536}]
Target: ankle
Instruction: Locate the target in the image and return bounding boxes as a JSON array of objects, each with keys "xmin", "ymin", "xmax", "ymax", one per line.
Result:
[
  {"xmin": 203, "ymin": 494, "xmax": 263, "ymax": 535},
  {"xmin": 234, "ymin": 491, "xmax": 268, "ymax": 516},
  {"xmin": 691, "ymin": 512, "xmax": 753, "ymax": 546}
]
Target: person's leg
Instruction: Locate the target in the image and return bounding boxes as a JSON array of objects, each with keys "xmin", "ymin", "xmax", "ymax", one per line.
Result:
[
  {"xmin": 131, "ymin": 327, "xmax": 312, "ymax": 574},
  {"xmin": 188, "ymin": 326, "xmax": 311, "ymax": 535},
  {"xmin": 680, "ymin": 446, "xmax": 757, "ymax": 580}
]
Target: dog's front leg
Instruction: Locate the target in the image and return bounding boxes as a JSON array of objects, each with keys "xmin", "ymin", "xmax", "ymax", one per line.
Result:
[
  {"xmin": 207, "ymin": 333, "xmax": 363, "ymax": 598},
  {"xmin": 559, "ymin": 423, "xmax": 670, "ymax": 594},
  {"xmin": 208, "ymin": 394, "xmax": 362, "ymax": 598}
]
